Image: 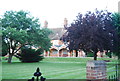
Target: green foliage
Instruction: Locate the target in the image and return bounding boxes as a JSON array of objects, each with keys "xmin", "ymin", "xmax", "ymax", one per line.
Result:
[
  {"xmin": 18, "ymin": 47, "xmax": 44, "ymax": 63},
  {"xmin": 2, "ymin": 41, "xmax": 8, "ymax": 56},
  {"xmin": 112, "ymin": 13, "xmax": 120, "ymax": 59},
  {"xmin": 2, "ymin": 27, "xmax": 28, "ymax": 44},
  {"xmin": 112, "ymin": 13, "xmax": 120, "ymax": 34},
  {"xmin": 106, "ymin": 52, "xmax": 112, "ymax": 58},
  {"xmin": 86, "ymin": 52, "xmax": 94, "ymax": 57},
  {"xmin": 1, "ymin": 10, "xmax": 51, "ymax": 63}
]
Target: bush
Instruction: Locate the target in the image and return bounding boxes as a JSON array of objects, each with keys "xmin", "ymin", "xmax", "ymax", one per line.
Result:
[
  {"xmin": 106, "ymin": 52, "xmax": 112, "ymax": 58},
  {"xmin": 2, "ymin": 41, "xmax": 8, "ymax": 56},
  {"xmin": 2, "ymin": 47, "xmax": 8, "ymax": 56},
  {"xmin": 86, "ymin": 52, "xmax": 94, "ymax": 57},
  {"xmin": 18, "ymin": 47, "xmax": 44, "ymax": 63}
]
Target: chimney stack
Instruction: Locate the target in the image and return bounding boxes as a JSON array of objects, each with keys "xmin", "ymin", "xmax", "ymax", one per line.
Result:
[
  {"xmin": 64, "ymin": 18, "xmax": 68, "ymax": 27},
  {"xmin": 44, "ymin": 20, "xmax": 48, "ymax": 28}
]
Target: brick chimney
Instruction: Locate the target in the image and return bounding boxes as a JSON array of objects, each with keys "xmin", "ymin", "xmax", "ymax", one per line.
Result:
[
  {"xmin": 44, "ymin": 20, "xmax": 48, "ymax": 28},
  {"xmin": 64, "ymin": 18, "xmax": 68, "ymax": 27}
]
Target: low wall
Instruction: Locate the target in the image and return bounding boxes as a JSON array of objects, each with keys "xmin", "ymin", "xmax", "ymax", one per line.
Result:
[{"xmin": 86, "ymin": 60, "xmax": 107, "ymax": 80}]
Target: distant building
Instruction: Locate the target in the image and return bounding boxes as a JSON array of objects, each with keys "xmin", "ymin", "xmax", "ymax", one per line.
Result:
[
  {"xmin": 43, "ymin": 27, "xmax": 86, "ymax": 57},
  {"xmin": 43, "ymin": 19, "xmax": 105, "ymax": 57},
  {"xmin": 43, "ymin": 19, "xmax": 86, "ymax": 57},
  {"xmin": 48, "ymin": 28, "xmax": 68, "ymax": 57}
]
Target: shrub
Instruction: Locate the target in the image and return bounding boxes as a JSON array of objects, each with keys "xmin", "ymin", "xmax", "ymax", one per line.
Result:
[
  {"xmin": 2, "ymin": 41, "xmax": 8, "ymax": 56},
  {"xmin": 86, "ymin": 52, "xmax": 94, "ymax": 57},
  {"xmin": 106, "ymin": 52, "xmax": 112, "ymax": 58},
  {"xmin": 18, "ymin": 47, "xmax": 44, "ymax": 63}
]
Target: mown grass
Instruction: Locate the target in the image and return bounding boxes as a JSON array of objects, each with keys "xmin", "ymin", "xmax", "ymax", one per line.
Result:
[{"xmin": 1, "ymin": 57, "xmax": 118, "ymax": 80}]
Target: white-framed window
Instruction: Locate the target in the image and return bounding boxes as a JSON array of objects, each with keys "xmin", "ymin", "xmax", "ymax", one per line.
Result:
[
  {"xmin": 52, "ymin": 50, "xmax": 58, "ymax": 54},
  {"xmin": 62, "ymin": 49, "xmax": 68, "ymax": 54}
]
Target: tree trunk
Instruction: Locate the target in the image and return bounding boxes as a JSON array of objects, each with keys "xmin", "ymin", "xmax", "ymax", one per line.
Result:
[
  {"xmin": 75, "ymin": 50, "xmax": 78, "ymax": 57},
  {"xmin": 94, "ymin": 51, "xmax": 98, "ymax": 60},
  {"xmin": 8, "ymin": 54, "xmax": 13, "ymax": 63},
  {"xmin": 118, "ymin": 56, "xmax": 120, "ymax": 60}
]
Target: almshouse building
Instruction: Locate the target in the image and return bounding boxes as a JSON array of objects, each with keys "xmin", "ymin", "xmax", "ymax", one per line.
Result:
[
  {"xmin": 43, "ymin": 19, "xmax": 106, "ymax": 57},
  {"xmin": 44, "ymin": 27, "xmax": 86, "ymax": 57},
  {"xmin": 43, "ymin": 19, "xmax": 86, "ymax": 57}
]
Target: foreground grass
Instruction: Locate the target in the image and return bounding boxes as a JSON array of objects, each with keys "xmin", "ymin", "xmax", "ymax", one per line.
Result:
[{"xmin": 2, "ymin": 57, "xmax": 118, "ymax": 79}]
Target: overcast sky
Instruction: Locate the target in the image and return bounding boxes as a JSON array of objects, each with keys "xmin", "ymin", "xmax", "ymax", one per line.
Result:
[{"xmin": 0, "ymin": 0, "xmax": 119, "ymax": 28}]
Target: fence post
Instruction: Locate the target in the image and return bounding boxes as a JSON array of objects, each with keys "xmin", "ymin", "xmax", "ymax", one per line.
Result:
[
  {"xmin": 116, "ymin": 65, "xmax": 118, "ymax": 78},
  {"xmin": 114, "ymin": 75, "xmax": 116, "ymax": 81}
]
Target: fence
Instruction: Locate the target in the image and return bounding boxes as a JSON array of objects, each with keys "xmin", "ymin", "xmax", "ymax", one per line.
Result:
[
  {"xmin": 107, "ymin": 64, "xmax": 119, "ymax": 81},
  {"xmin": 28, "ymin": 67, "xmax": 46, "ymax": 81}
]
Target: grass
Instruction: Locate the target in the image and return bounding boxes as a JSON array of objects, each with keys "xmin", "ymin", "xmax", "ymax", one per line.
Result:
[{"xmin": 1, "ymin": 57, "xmax": 119, "ymax": 80}]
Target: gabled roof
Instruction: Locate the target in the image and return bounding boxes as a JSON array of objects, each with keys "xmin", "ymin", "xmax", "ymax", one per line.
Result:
[{"xmin": 49, "ymin": 28, "xmax": 66, "ymax": 40}]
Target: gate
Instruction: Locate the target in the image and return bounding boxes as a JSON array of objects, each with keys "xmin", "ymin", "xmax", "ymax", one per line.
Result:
[{"xmin": 107, "ymin": 64, "xmax": 119, "ymax": 81}]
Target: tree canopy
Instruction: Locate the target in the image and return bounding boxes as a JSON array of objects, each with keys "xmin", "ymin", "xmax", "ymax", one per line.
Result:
[
  {"xmin": 112, "ymin": 12, "xmax": 120, "ymax": 59},
  {"xmin": 1, "ymin": 10, "xmax": 52, "ymax": 63},
  {"xmin": 61, "ymin": 9, "xmax": 118, "ymax": 60}
]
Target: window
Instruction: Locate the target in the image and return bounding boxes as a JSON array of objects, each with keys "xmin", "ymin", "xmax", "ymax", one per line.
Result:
[{"xmin": 52, "ymin": 49, "xmax": 58, "ymax": 54}]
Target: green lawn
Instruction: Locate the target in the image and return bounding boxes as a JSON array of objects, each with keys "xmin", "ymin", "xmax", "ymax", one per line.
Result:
[{"xmin": 1, "ymin": 57, "xmax": 118, "ymax": 80}]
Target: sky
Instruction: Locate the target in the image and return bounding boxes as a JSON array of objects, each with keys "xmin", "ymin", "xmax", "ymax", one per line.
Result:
[{"xmin": 0, "ymin": 0, "xmax": 119, "ymax": 28}]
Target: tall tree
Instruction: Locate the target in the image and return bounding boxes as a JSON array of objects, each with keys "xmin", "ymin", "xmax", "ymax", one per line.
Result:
[
  {"xmin": 61, "ymin": 9, "xmax": 117, "ymax": 60},
  {"xmin": 112, "ymin": 13, "xmax": 120, "ymax": 59},
  {"xmin": 1, "ymin": 10, "xmax": 51, "ymax": 63}
]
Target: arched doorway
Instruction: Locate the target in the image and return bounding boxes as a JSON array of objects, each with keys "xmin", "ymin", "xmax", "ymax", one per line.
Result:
[
  {"xmin": 50, "ymin": 48, "xmax": 59, "ymax": 57},
  {"xmin": 60, "ymin": 48, "xmax": 68, "ymax": 57}
]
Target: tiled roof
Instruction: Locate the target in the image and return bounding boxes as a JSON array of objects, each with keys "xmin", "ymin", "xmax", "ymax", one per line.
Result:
[{"xmin": 49, "ymin": 28, "xmax": 66, "ymax": 40}]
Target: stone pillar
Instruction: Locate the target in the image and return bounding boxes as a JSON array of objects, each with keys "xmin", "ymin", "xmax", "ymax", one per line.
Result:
[{"xmin": 86, "ymin": 61, "xmax": 107, "ymax": 80}]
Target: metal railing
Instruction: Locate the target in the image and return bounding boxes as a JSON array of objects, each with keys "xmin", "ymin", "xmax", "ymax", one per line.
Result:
[
  {"xmin": 28, "ymin": 67, "xmax": 46, "ymax": 81},
  {"xmin": 108, "ymin": 64, "xmax": 119, "ymax": 81}
]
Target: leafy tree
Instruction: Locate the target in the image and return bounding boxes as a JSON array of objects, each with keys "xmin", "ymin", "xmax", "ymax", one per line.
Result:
[
  {"xmin": 112, "ymin": 13, "xmax": 120, "ymax": 59},
  {"xmin": 0, "ymin": 29, "xmax": 2, "ymax": 57},
  {"xmin": 61, "ymin": 9, "xmax": 118, "ymax": 60},
  {"xmin": 1, "ymin": 10, "xmax": 51, "ymax": 63}
]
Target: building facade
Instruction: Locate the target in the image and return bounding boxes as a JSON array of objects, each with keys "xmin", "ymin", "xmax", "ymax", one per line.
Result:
[
  {"xmin": 43, "ymin": 19, "xmax": 105, "ymax": 57},
  {"xmin": 43, "ymin": 27, "xmax": 86, "ymax": 57}
]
